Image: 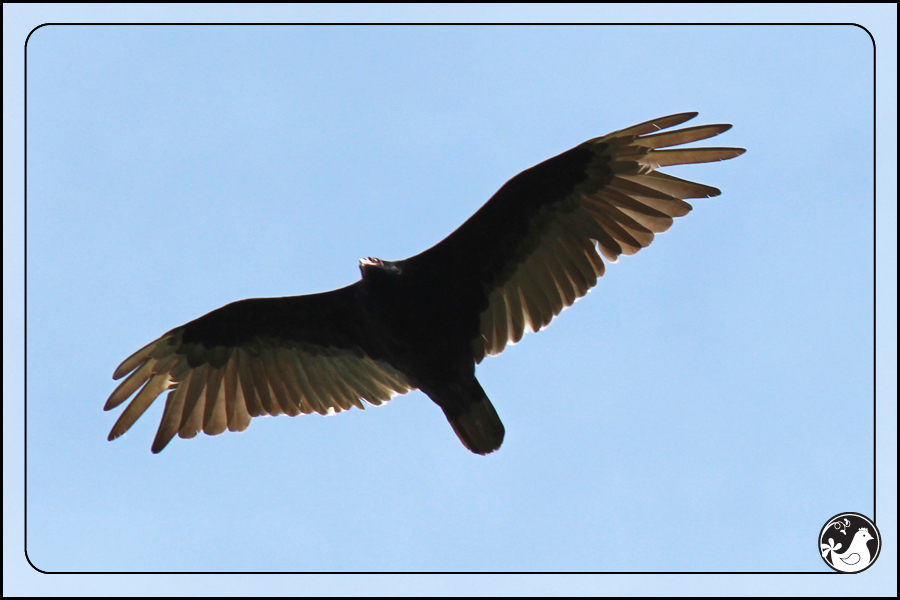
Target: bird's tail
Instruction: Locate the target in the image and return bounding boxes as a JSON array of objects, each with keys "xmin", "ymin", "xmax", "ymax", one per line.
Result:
[{"xmin": 438, "ymin": 379, "xmax": 505, "ymax": 455}]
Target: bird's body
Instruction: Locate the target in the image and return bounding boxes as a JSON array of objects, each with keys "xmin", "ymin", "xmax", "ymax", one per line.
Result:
[{"xmin": 105, "ymin": 113, "xmax": 744, "ymax": 454}]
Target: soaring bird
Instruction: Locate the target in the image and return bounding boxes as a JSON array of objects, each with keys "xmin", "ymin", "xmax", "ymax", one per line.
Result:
[{"xmin": 105, "ymin": 112, "xmax": 744, "ymax": 455}]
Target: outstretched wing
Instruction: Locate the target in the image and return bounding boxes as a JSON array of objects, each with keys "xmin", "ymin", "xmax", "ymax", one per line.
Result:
[
  {"xmin": 405, "ymin": 112, "xmax": 745, "ymax": 362},
  {"xmin": 105, "ymin": 284, "xmax": 414, "ymax": 453}
]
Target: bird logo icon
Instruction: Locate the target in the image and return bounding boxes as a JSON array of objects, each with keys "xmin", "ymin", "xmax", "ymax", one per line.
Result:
[{"xmin": 819, "ymin": 513, "xmax": 881, "ymax": 573}]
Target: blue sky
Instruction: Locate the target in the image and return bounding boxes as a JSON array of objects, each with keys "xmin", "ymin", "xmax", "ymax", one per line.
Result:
[{"xmin": 5, "ymin": 4, "xmax": 896, "ymax": 597}]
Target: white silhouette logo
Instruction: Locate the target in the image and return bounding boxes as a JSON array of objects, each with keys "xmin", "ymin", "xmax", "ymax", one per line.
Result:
[{"xmin": 819, "ymin": 513, "xmax": 881, "ymax": 573}]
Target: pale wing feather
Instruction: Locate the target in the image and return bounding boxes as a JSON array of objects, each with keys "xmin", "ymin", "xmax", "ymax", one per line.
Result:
[
  {"xmin": 106, "ymin": 329, "xmax": 415, "ymax": 453},
  {"xmin": 202, "ymin": 366, "xmax": 228, "ymax": 435},
  {"xmin": 476, "ymin": 113, "xmax": 743, "ymax": 362}
]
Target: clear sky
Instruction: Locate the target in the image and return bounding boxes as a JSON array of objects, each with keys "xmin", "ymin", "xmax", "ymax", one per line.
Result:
[{"xmin": 5, "ymin": 4, "xmax": 896, "ymax": 597}]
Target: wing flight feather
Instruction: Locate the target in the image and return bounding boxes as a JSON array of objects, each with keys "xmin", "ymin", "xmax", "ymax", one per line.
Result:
[
  {"xmin": 438, "ymin": 113, "xmax": 745, "ymax": 362},
  {"xmin": 106, "ymin": 286, "xmax": 415, "ymax": 453}
]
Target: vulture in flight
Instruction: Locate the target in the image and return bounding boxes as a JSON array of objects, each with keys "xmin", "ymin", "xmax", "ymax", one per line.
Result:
[{"xmin": 105, "ymin": 112, "xmax": 744, "ymax": 455}]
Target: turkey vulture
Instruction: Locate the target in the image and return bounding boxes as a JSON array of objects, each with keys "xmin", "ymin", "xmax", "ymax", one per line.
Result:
[{"xmin": 105, "ymin": 112, "xmax": 744, "ymax": 455}]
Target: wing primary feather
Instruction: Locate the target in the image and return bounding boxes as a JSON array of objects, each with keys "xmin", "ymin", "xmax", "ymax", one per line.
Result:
[
  {"xmin": 310, "ymin": 355, "xmax": 345, "ymax": 412},
  {"xmin": 297, "ymin": 354, "xmax": 328, "ymax": 414},
  {"xmin": 231, "ymin": 379, "xmax": 252, "ymax": 431},
  {"xmin": 504, "ymin": 281, "xmax": 527, "ymax": 344},
  {"xmin": 573, "ymin": 204, "xmax": 622, "ymax": 261},
  {"xmin": 558, "ymin": 207, "xmax": 617, "ymax": 265},
  {"xmin": 355, "ymin": 360, "xmax": 399, "ymax": 402},
  {"xmin": 354, "ymin": 360, "xmax": 393, "ymax": 400},
  {"xmin": 336, "ymin": 364, "xmax": 372, "ymax": 410},
  {"xmin": 551, "ymin": 223, "xmax": 592, "ymax": 283},
  {"xmin": 622, "ymin": 195, "xmax": 693, "ymax": 220},
  {"xmin": 591, "ymin": 202, "xmax": 656, "ymax": 247},
  {"xmin": 178, "ymin": 363, "xmax": 209, "ymax": 431},
  {"xmin": 222, "ymin": 350, "xmax": 238, "ymax": 428},
  {"xmin": 331, "ymin": 356, "xmax": 366, "ymax": 409},
  {"xmin": 492, "ymin": 290, "xmax": 510, "ymax": 353},
  {"xmin": 325, "ymin": 360, "xmax": 357, "ymax": 411},
  {"xmin": 481, "ymin": 300, "xmax": 498, "ymax": 353},
  {"xmin": 320, "ymin": 357, "xmax": 356, "ymax": 411},
  {"xmin": 284, "ymin": 351, "xmax": 321, "ymax": 414},
  {"xmin": 543, "ymin": 238, "xmax": 578, "ymax": 306},
  {"xmin": 547, "ymin": 233, "xmax": 591, "ymax": 299},
  {"xmin": 264, "ymin": 350, "xmax": 301, "ymax": 416},
  {"xmin": 345, "ymin": 359, "xmax": 384, "ymax": 410},
  {"xmin": 338, "ymin": 361, "xmax": 379, "ymax": 406},
  {"xmin": 535, "ymin": 243, "xmax": 570, "ymax": 311},
  {"xmin": 364, "ymin": 357, "xmax": 410, "ymax": 395},
  {"xmin": 294, "ymin": 353, "xmax": 332, "ymax": 415},
  {"xmin": 641, "ymin": 147, "xmax": 745, "ymax": 169},
  {"xmin": 224, "ymin": 351, "xmax": 251, "ymax": 431},
  {"xmin": 585, "ymin": 206, "xmax": 643, "ymax": 255},
  {"xmin": 105, "ymin": 358, "xmax": 158, "ymax": 411},
  {"xmin": 360, "ymin": 360, "xmax": 401, "ymax": 401},
  {"xmin": 235, "ymin": 349, "xmax": 265, "ymax": 417},
  {"xmin": 583, "ymin": 243, "xmax": 606, "ymax": 277},
  {"xmin": 613, "ymin": 205, "xmax": 672, "ymax": 234},
  {"xmin": 107, "ymin": 372, "xmax": 172, "ymax": 441},
  {"xmin": 633, "ymin": 124, "xmax": 732, "ymax": 149},
  {"xmin": 273, "ymin": 348, "xmax": 311, "ymax": 415},
  {"xmin": 112, "ymin": 337, "xmax": 170, "ymax": 380},
  {"xmin": 608, "ymin": 175, "xmax": 681, "ymax": 201},
  {"xmin": 516, "ymin": 262, "xmax": 551, "ymax": 331},
  {"xmin": 272, "ymin": 348, "xmax": 303, "ymax": 417},
  {"xmin": 248, "ymin": 354, "xmax": 281, "ymax": 416},
  {"xmin": 531, "ymin": 255, "xmax": 563, "ymax": 320},
  {"xmin": 603, "ymin": 112, "xmax": 698, "ymax": 138},
  {"xmin": 595, "ymin": 188, "xmax": 678, "ymax": 227},
  {"xmin": 312, "ymin": 353, "xmax": 347, "ymax": 414},
  {"xmin": 624, "ymin": 171, "xmax": 721, "ymax": 199},
  {"xmin": 178, "ymin": 364, "xmax": 209, "ymax": 439},
  {"xmin": 152, "ymin": 379, "xmax": 190, "ymax": 453},
  {"xmin": 594, "ymin": 239, "xmax": 620, "ymax": 264},
  {"xmin": 282, "ymin": 349, "xmax": 313, "ymax": 414},
  {"xmin": 556, "ymin": 221, "xmax": 601, "ymax": 290},
  {"xmin": 502, "ymin": 290, "xmax": 517, "ymax": 349},
  {"xmin": 516, "ymin": 286, "xmax": 539, "ymax": 333},
  {"xmin": 202, "ymin": 366, "xmax": 227, "ymax": 434},
  {"xmin": 382, "ymin": 363, "xmax": 413, "ymax": 393},
  {"xmin": 598, "ymin": 201, "xmax": 656, "ymax": 245},
  {"xmin": 519, "ymin": 267, "xmax": 542, "ymax": 332},
  {"xmin": 205, "ymin": 374, "xmax": 229, "ymax": 435}
]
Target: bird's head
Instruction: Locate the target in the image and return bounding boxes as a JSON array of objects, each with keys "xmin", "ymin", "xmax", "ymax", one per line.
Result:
[{"xmin": 359, "ymin": 257, "xmax": 402, "ymax": 280}]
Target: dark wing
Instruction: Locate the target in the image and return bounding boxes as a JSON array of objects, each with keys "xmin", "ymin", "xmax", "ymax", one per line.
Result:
[
  {"xmin": 105, "ymin": 284, "xmax": 414, "ymax": 453},
  {"xmin": 403, "ymin": 112, "xmax": 745, "ymax": 362}
]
